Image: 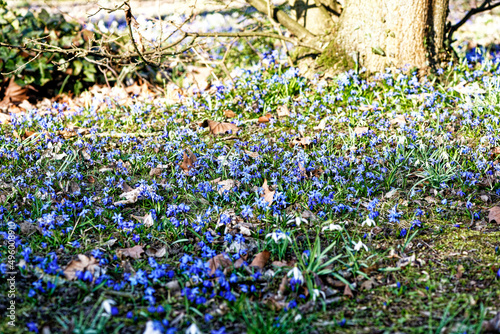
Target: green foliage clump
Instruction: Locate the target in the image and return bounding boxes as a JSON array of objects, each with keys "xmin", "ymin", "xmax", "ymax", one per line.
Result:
[{"xmin": 0, "ymin": 3, "xmax": 99, "ymax": 94}]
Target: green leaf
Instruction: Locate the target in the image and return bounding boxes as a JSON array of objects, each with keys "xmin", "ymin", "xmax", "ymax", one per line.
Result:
[
  {"xmin": 371, "ymin": 46, "xmax": 386, "ymax": 57},
  {"xmin": 72, "ymin": 60, "xmax": 83, "ymax": 76}
]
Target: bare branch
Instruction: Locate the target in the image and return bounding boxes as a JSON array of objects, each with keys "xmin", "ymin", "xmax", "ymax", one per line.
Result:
[
  {"xmin": 447, "ymin": 0, "xmax": 500, "ymax": 43},
  {"xmin": 245, "ymin": 0, "xmax": 317, "ymax": 42},
  {"xmin": 124, "ymin": 1, "xmax": 155, "ymax": 67}
]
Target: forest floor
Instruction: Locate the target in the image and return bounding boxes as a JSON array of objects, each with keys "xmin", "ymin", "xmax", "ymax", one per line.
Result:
[{"xmin": 1, "ymin": 2, "xmax": 500, "ymax": 334}]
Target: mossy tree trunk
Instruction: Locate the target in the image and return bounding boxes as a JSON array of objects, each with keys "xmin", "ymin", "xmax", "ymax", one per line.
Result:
[
  {"xmin": 247, "ymin": 0, "xmax": 450, "ymax": 72},
  {"xmin": 334, "ymin": 0, "xmax": 450, "ymax": 72}
]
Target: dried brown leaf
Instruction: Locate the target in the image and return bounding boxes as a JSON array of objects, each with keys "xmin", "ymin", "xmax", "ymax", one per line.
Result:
[
  {"xmin": 277, "ymin": 105, "xmax": 290, "ymax": 118},
  {"xmin": 358, "ymin": 105, "xmax": 374, "ymax": 112},
  {"xmin": 208, "ymin": 253, "xmax": 233, "ymax": 275},
  {"xmin": 249, "ymin": 250, "xmax": 270, "ymax": 270},
  {"xmin": 145, "ymin": 246, "xmax": 167, "ymax": 258},
  {"xmin": 186, "ymin": 66, "xmax": 212, "ymax": 92},
  {"xmin": 272, "ymin": 261, "xmax": 292, "ymax": 268},
  {"xmin": 211, "ymin": 178, "xmax": 241, "ymax": 195},
  {"xmin": 113, "ymin": 186, "xmax": 141, "ymax": 206},
  {"xmin": 63, "ymin": 254, "xmax": 99, "ymax": 281},
  {"xmin": 244, "ymin": 150, "xmax": 259, "ymax": 158},
  {"xmin": 149, "ymin": 167, "xmax": 162, "ymax": 177},
  {"xmin": 117, "ymin": 245, "xmax": 144, "ymax": 260},
  {"xmin": 0, "ymin": 113, "xmax": 10, "ymax": 124},
  {"xmin": 488, "ymin": 206, "xmax": 500, "ymax": 224},
  {"xmin": 390, "ymin": 115, "xmax": 406, "ymax": 126},
  {"xmin": 343, "ymin": 284, "xmax": 354, "ymax": 298},
  {"xmin": 224, "ymin": 110, "xmax": 236, "ymax": 118},
  {"xmin": 482, "ymin": 312, "xmax": 500, "ymax": 333},
  {"xmin": 360, "ymin": 278, "xmax": 376, "ymax": 291},
  {"xmin": 278, "ymin": 275, "xmax": 288, "ymax": 297},
  {"xmin": 180, "ymin": 149, "xmax": 196, "ymax": 174},
  {"xmin": 202, "ymin": 120, "xmax": 239, "ymax": 135},
  {"xmin": 261, "ymin": 179, "xmax": 275, "ymax": 205},
  {"xmin": 290, "ymin": 136, "xmax": 312, "ymax": 148},
  {"xmin": 354, "ymin": 127, "xmax": 369, "ymax": 135},
  {"xmin": 314, "ymin": 117, "xmax": 329, "ymax": 131},
  {"xmin": 2, "ymin": 77, "xmax": 29, "ymax": 104},
  {"xmin": 258, "ymin": 113, "xmax": 272, "ymax": 123},
  {"xmin": 20, "ymin": 221, "xmax": 37, "ymax": 235}
]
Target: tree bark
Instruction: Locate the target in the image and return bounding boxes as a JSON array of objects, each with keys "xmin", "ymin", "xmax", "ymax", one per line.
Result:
[
  {"xmin": 245, "ymin": 0, "xmax": 450, "ymax": 73},
  {"xmin": 288, "ymin": 0, "xmax": 335, "ymax": 36},
  {"xmin": 334, "ymin": 0, "xmax": 449, "ymax": 72}
]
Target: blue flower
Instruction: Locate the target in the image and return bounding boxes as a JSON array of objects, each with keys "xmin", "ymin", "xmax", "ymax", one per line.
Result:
[{"xmin": 27, "ymin": 322, "xmax": 38, "ymax": 333}]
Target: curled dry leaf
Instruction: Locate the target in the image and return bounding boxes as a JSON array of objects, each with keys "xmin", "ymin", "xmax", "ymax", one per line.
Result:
[
  {"xmin": 0, "ymin": 113, "xmax": 10, "ymax": 124},
  {"xmin": 261, "ymin": 179, "xmax": 275, "ymax": 206},
  {"xmin": 233, "ymin": 252, "xmax": 249, "ymax": 269},
  {"xmin": 1, "ymin": 77, "xmax": 29, "ymax": 105},
  {"xmin": 186, "ymin": 65, "xmax": 212, "ymax": 92},
  {"xmin": 180, "ymin": 149, "xmax": 196, "ymax": 174},
  {"xmin": 360, "ymin": 278, "xmax": 376, "ymax": 291},
  {"xmin": 343, "ymin": 284, "xmax": 354, "ymax": 298},
  {"xmin": 258, "ymin": 113, "xmax": 272, "ymax": 123},
  {"xmin": 277, "ymin": 105, "xmax": 290, "ymax": 118},
  {"xmin": 396, "ymin": 254, "xmax": 416, "ymax": 268},
  {"xmin": 149, "ymin": 167, "xmax": 162, "ymax": 177},
  {"xmin": 354, "ymin": 127, "xmax": 369, "ymax": 135},
  {"xmin": 63, "ymin": 254, "xmax": 100, "ymax": 281},
  {"xmin": 146, "ymin": 245, "xmax": 167, "ymax": 258},
  {"xmin": 211, "ymin": 178, "xmax": 241, "ymax": 195},
  {"xmin": 390, "ymin": 115, "xmax": 406, "ymax": 126},
  {"xmin": 113, "ymin": 186, "xmax": 141, "ymax": 206},
  {"xmin": 117, "ymin": 245, "xmax": 144, "ymax": 260},
  {"xmin": 290, "ymin": 136, "xmax": 312, "ymax": 148},
  {"xmin": 168, "ymin": 87, "xmax": 184, "ymax": 103},
  {"xmin": 249, "ymin": 250, "xmax": 271, "ymax": 270},
  {"xmin": 358, "ymin": 105, "xmax": 374, "ymax": 112},
  {"xmin": 298, "ymin": 163, "xmax": 324, "ymax": 179},
  {"xmin": 202, "ymin": 120, "xmax": 239, "ymax": 135},
  {"xmin": 224, "ymin": 110, "xmax": 236, "ymax": 118},
  {"xmin": 453, "ymin": 81, "xmax": 486, "ymax": 95},
  {"xmin": 20, "ymin": 221, "xmax": 37, "ymax": 235},
  {"xmin": 488, "ymin": 206, "xmax": 500, "ymax": 224},
  {"xmin": 143, "ymin": 213, "xmax": 154, "ymax": 227},
  {"xmin": 130, "ymin": 213, "xmax": 155, "ymax": 227},
  {"xmin": 314, "ymin": 117, "xmax": 329, "ymax": 131},
  {"xmin": 278, "ymin": 275, "xmax": 288, "ymax": 297},
  {"xmin": 243, "ymin": 150, "xmax": 259, "ymax": 159},
  {"xmin": 208, "ymin": 253, "xmax": 233, "ymax": 275},
  {"xmin": 482, "ymin": 312, "xmax": 500, "ymax": 333}
]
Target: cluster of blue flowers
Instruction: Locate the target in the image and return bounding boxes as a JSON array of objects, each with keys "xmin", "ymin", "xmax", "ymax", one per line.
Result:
[{"xmin": 0, "ymin": 43, "xmax": 500, "ymax": 333}]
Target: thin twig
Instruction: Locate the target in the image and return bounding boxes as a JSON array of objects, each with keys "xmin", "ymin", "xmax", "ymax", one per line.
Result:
[{"xmin": 447, "ymin": 0, "xmax": 500, "ymax": 44}]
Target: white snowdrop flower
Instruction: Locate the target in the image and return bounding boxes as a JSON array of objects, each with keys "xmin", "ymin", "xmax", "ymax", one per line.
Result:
[
  {"xmin": 101, "ymin": 299, "xmax": 115, "ymax": 315},
  {"xmin": 266, "ymin": 231, "xmax": 292, "ymax": 243},
  {"xmin": 322, "ymin": 223, "xmax": 342, "ymax": 232},
  {"xmin": 287, "ymin": 266, "xmax": 304, "ymax": 284},
  {"xmin": 361, "ymin": 217, "xmax": 375, "ymax": 227},
  {"xmin": 144, "ymin": 321, "xmax": 162, "ymax": 334},
  {"xmin": 294, "ymin": 314, "xmax": 302, "ymax": 322},
  {"xmin": 186, "ymin": 323, "xmax": 201, "ymax": 334},
  {"xmin": 311, "ymin": 289, "xmax": 326, "ymax": 301},
  {"xmin": 353, "ymin": 240, "xmax": 368, "ymax": 252}
]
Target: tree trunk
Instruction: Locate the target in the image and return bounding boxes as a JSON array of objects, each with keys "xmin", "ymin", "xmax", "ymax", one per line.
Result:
[
  {"xmin": 334, "ymin": 0, "xmax": 450, "ymax": 72},
  {"xmin": 246, "ymin": 0, "xmax": 450, "ymax": 73},
  {"xmin": 288, "ymin": 0, "xmax": 336, "ymax": 36}
]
